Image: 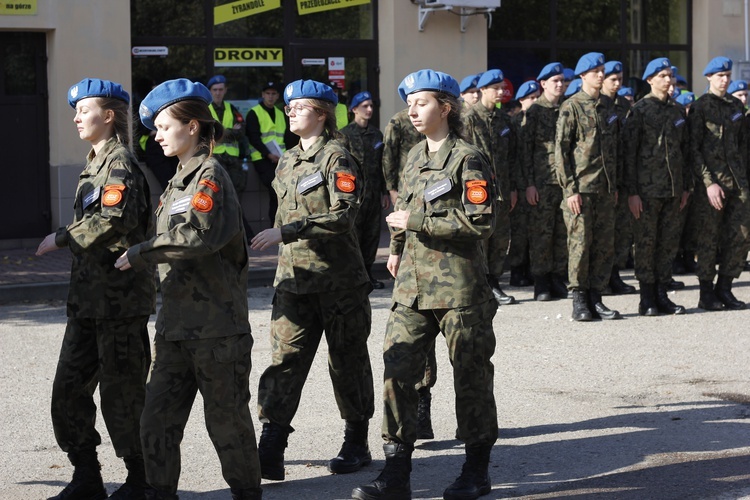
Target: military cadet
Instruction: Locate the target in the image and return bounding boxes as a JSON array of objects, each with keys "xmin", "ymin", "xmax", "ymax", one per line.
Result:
[
  {"xmin": 353, "ymin": 68, "xmax": 498, "ymax": 500},
  {"xmin": 618, "ymin": 87, "xmax": 635, "ymax": 103},
  {"xmin": 562, "ymin": 68, "xmax": 575, "ymax": 94},
  {"xmin": 383, "ymin": 108, "xmax": 425, "ymax": 207},
  {"xmin": 675, "ymin": 92, "xmax": 696, "ymax": 111},
  {"xmin": 464, "ymin": 68, "xmax": 518, "ymax": 305},
  {"xmin": 600, "ymin": 60, "xmax": 637, "ymax": 296},
  {"xmin": 689, "ymin": 56, "xmax": 750, "ymax": 310},
  {"xmin": 339, "ymin": 91, "xmax": 389, "ymax": 289},
  {"xmin": 36, "ymin": 78, "xmax": 155, "ymax": 500},
  {"xmin": 523, "ymin": 62, "xmax": 569, "ymax": 301},
  {"xmin": 728, "ymin": 80, "xmax": 749, "ymax": 107},
  {"xmin": 508, "ymin": 80, "xmax": 541, "ymax": 287},
  {"xmin": 459, "ymin": 73, "xmax": 482, "ymax": 108},
  {"xmin": 623, "ymin": 57, "xmax": 690, "ymax": 316},
  {"xmin": 115, "ymin": 78, "xmax": 261, "ymax": 500},
  {"xmin": 564, "ymin": 78, "xmax": 582, "ymax": 98},
  {"xmin": 246, "ymin": 80, "xmax": 286, "ymax": 223},
  {"xmin": 250, "ymin": 79, "xmax": 375, "ymax": 481},
  {"xmin": 556, "ymin": 52, "xmax": 621, "ymax": 321}
]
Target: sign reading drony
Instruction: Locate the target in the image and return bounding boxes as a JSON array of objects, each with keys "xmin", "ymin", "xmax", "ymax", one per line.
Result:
[{"xmin": 214, "ymin": 48, "xmax": 283, "ymax": 67}]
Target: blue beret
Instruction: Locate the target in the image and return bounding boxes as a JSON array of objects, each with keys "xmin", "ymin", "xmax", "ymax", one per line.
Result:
[
  {"xmin": 642, "ymin": 57, "xmax": 672, "ymax": 80},
  {"xmin": 728, "ymin": 80, "xmax": 749, "ymax": 94},
  {"xmin": 139, "ymin": 78, "xmax": 212, "ymax": 131},
  {"xmin": 459, "ymin": 73, "xmax": 482, "ymax": 93},
  {"xmin": 476, "ymin": 69, "xmax": 504, "ymax": 89},
  {"xmin": 617, "ymin": 87, "xmax": 634, "ymax": 97},
  {"xmin": 537, "ymin": 62, "xmax": 564, "ymax": 81},
  {"xmin": 207, "ymin": 75, "xmax": 226, "ymax": 89},
  {"xmin": 675, "ymin": 92, "xmax": 695, "ymax": 106},
  {"xmin": 68, "ymin": 78, "xmax": 129, "ymax": 108},
  {"xmin": 398, "ymin": 69, "xmax": 460, "ymax": 102},
  {"xmin": 349, "ymin": 91, "xmax": 372, "ymax": 110},
  {"xmin": 704, "ymin": 56, "xmax": 733, "ymax": 76},
  {"xmin": 564, "ymin": 78, "xmax": 582, "ymax": 97},
  {"xmin": 675, "ymin": 74, "xmax": 687, "ymax": 85},
  {"xmin": 574, "ymin": 52, "xmax": 605, "ymax": 76},
  {"xmin": 284, "ymin": 79, "xmax": 338, "ymax": 105},
  {"xmin": 563, "ymin": 68, "xmax": 575, "ymax": 82},
  {"xmin": 604, "ymin": 61, "xmax": 623, "ymax": 76},
  {"xmin": 515, "ymin": 81, "xmax": 540, "ymax": 100}
]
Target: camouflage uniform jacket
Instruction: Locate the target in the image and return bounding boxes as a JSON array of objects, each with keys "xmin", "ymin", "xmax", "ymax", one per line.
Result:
[
  {"xmin": 272, "ymin": 134, "xmax": 369, "ymax": 294},
  {"xmin": 603, "ymin": 93, "xmax": 631, "ymax": 187},
  {"xmin": 55, "ymin": 136, "xmax": 155, "ymax": 319},
  {"xmin": 555, "ymin": 90, "xmax": 619, "ymax": 198},
  {"xmin": 339, "ymin": 121, "xmax": 386, "ymax": 197},
  {"xmin": 390, "ymin": 134, "xmax": 495, "ymax": 309},
  {"xmin": 689, "ymin": 92, "xmax": 749, "ymax": 191},
  {"xmin": 512, "ymin": 109, "xmax": 529, "ymax": 189},
  {"xmin": 463, "ymin": 102, "xmax": 518, "ymax": 201},
  {"xmin": 622, "ymin": 93, "xmax": 690, "ymax": 198},
  {"xmin": 522, "ymin": 94, "xmax": 560, "ymax": 188},
  {"xmin": 127, "ymin": 151, "xmax": 250, "ymax": 341},
  {"xmin": 382, "ymin": 109, "xmax": 423, "ymax": 193}
]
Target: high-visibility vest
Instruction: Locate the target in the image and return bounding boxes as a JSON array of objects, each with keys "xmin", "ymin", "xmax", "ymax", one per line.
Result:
[
  {"xmin": 335, "ymin": 102, "xmax": 349, "ymax": 130},
  {"xmin": 209, "ymin": 103, "xmax": 240, "ymax": 157},
  {"xmin": 138, "ymin": 134, "xmax": 148, "ymax": 152},
  {"xmin": 248, "ymin": 104, "xmax": 286, "ymax": 162}
]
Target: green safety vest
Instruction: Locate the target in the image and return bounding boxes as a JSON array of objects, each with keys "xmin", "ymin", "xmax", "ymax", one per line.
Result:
[
  {"xmin": 248, "ymin": 104, "xmax": 286, "ymax": 162},
  {"xmin": 335, "ymin": 102, "xmax": 349, "ymax": 130},
  {"xmin": 209, "ymin": 103, "xmax": 240, "ymax": 157}
]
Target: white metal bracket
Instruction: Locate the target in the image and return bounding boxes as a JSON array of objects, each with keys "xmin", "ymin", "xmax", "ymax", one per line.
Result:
[{"xmin": 417, "ymin": 1, "xmax": 500, "ymax": 32}]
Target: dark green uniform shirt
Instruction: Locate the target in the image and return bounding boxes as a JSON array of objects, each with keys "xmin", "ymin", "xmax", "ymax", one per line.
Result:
[
  {"xmin": 382, "ymin": 109, "xmax": 424, "ymax": 193},
  {"xmin": 523, "ymin": 94, "xmax": 560, "ymax": 188},
  {"xmin": 339, "ymin": 121, "xmax": 386, "ymax": 197}
]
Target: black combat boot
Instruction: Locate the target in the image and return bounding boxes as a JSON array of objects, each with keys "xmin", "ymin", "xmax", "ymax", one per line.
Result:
[
  {"xmin": 487, "ymin": 275, "xmax": 515, "ymax": 305},
  {"xmin": 416, "ymin": 388, "xmax": 434, "ymax": 440},
  {"xmin": 666, "ymin": 278, "xmax": 685, "ymax": 290},
  {"xmin": 589, "ymin": 290, "xmax": 621, "ymax": 320},
  {"xmin": 143, "ymin": 489, "xmax": 177, "ymax": 500},
  {"xmin": 230, "ymin": 487, "xmax": 263, "ymax": 500},
  {"xmin": 352, "ymin": 443, "xmax": 412, "ymax": 500},
  {"xmin": 108, "ymin": 456, "xmax": 148, "ymax": 499},
  {"xmin": 48, "ymin": 450, "xmax": 107, "ymax": 500},
  {"xmin": 533, "ymin": 274, "xmax": 552, "ymax": 302},
  {"xmin": 443, "ymin": 444, "xmax": 493, "ymax": 500},
  {"xmin": 655, "ymin": 283, "xmax": 686, "ymax": 315},
  {"xmin": 258, "ymin": 422, "xmax": 289, "ymax": 481},
  {"xmin": 715, "ymin": 275, "xmax": 746, "ymax": 310},
  {"xmin": 698, "ymin": 279, "xmax": 724, "ymax": 311},
  {"xmin": 328, "ymin": 420, "xmax": 372, "ymax": 474},
  {"xmin": 638, "ymin": 282, "xmax": 659, "ymax": 316},
  {"xmin": 509, "ymin": 266, "xmax": 531, "ymax": 287},
  {"xmin": 549, "ymin": 273, "xmax": 569, "ymax": 299},
  {"xmin": 571, "ymin": 289, "xmax": 592, "ymax": 322},
  {"xmin": 607, "ymin": 266, "xmax": 636, "ymax": 295}
]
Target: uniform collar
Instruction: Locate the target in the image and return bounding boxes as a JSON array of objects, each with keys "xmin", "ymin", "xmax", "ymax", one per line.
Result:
[
  {"xmin": 535, "ymin": 94, "xmax": 559, "ymax": 108},
  {"xmin": 418, "ymin": 133, "xmax": 457, "ymax": 171},
  {"xmin": 85, "ymin": 136, "xmax": 119, "ymax": 173},
  {"xmin": 171, "ymin": 149, "xmax": 209, "ymax": 188},
  {"xmin": 296, "ymin": 135, "xmax": 328, "ymax": 162}
]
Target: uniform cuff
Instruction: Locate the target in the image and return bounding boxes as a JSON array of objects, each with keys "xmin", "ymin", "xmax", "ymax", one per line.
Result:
[
  {"xmin": 54, "ymin": 227, "xmax": 68, "ymax": 248},
  {"xmin": 406, "ymin": 212, "xmax": 424, "ymax": 232}
]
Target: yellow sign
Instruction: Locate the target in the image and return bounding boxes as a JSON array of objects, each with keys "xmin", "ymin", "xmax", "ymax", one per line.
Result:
[
  {"xmin": 214, "ymin": 47, "xmax": 283, "ymax": 67},
  {"xmin": 297, "ymin": 0, "xmax": 370, "ymax": 16},
  {"xmin": 0, "ymin": 0, "xmax": 37, "ymax": 15},
  {"xmin": 214, "ymin": 0, "xmax": 280, "ymax": 25}
]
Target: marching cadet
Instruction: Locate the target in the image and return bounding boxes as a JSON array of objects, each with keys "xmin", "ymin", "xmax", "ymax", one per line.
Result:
[
  {"xmin": 353, "ymin": 68, "xmax": 498, "ymax": 500},
  {"xmin": 115, "ymin": 78, "xmax": 261, "ymax": 500},
  {"xmin": 459, "ymin": 73, "xmax": 482, "ymax": 108},
  {"xmin": 728, "ymin": 79, "xmax": 749, "ymax": 107},
  {"xmin": 675, "ymin": 91, "xmax": 696, "ymax": 112},
  {"xmin": 383, "ymin": 108, "xmax": 424, "ymax": 207},
  {"xmin": 464, "ymin": 68, "xmax": 518, "ymax": 305},
  {"xmin": 37, "ymin": 78, "xmax": 156, "ymax": 500},
  {"xmin": 601, "ymin": 60, "xmax": 636, "ymax": 296},
  {"xmin": 623, "ymin": 57, "xmax": 690, "ymax": 316},
  {"xmin": 523, "ymin": 62, "xmax": 569, "ymax": 301},
  {"xmin": 564, "ymin": 78, "xmax": 582, "ymax": 98},
  {"xmin": 618, "ymin": 87, "xmax": 635, "ymax": 103},
  {"xmin": 251, "ymin": 80, "xmax": 375, "ymax": 480},
  {"xmin": 563, "ymin": 67, "xmax": 575, "ymax": 94},
  {"xmin": 339, "ymin": 91, "xmax": 389, "ymax": 289},
  {"xmin": 556, "ymin": 52, "xmax": 621, "ymax": 321},
  {"xmin": 689, "ymin": 56, "xmax": 750, "ymax": 310}
]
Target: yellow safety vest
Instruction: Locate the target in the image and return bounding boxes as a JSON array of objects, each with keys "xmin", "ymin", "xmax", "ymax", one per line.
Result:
[
  {"xmin": 209, "ymin": 103, "xmax": 240, "ymax": 157},
  {"xmin": 248, "ymin": 104, "xmax": 286, "ymax": 162},
  {"xmin": 335, "ymin": 102, "xmax": 349, "ymax": 130}
]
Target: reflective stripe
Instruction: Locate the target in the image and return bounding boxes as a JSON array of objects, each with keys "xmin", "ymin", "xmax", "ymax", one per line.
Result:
[
  {"xmin": 209, "ymin": 103, "xmax": 240, "ymax": 157},
  {"xmin": 248, "ymin": 104, "xmax": 286, "ymax": 161}
]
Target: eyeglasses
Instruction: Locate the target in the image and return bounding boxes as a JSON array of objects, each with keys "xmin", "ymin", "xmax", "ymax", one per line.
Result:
[{"xmin": 284, "ymin": 104, "xmax": 316, "ymax": 116}]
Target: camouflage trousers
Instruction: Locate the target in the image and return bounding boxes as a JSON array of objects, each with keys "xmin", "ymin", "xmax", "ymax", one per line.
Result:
[
  {"xmin": 51, "ymin": 316, "xmax": 150, "ymax": 458},
  {"xmin": 257, "ymin": 284, "xmax": 374, "ymax": 430},
  {"xmin": 528, "ymin": 185, "xmax": 568, "ymax": 277},
  {"xmin": 382, "ymin": 300, "xmax": 498, "ymax": 448},
  {"xmin": 613, "ymin": 190, "xmax": 634, "ymax": 268},
  {"xmin": 355, "ymin": 192, "xmax": 383, "ymax": 272},
  {"xmin": 414, "ymin": 339, "xmax": 437, "ymax": 391},
  {"xmin": 562, "ymin": 192, "xmax": 615, "ymax": 291},
  {"xmin": 140, "ymin": 331, "xmax": 260, "ymax": 493},
  {"xmin": 484, "ymin": 200, "xmax": 511, "ymax": 277},
  {"xmin": 507, "ymin": 195, "xmax": 530, "ymax": 268},
  {"xmin": 693, "ymin": 187, "xmax": 750, "ymax": 281},
  {"xmin": 632, "ymin": 197, "xmax": 681, "ymax": 284}
]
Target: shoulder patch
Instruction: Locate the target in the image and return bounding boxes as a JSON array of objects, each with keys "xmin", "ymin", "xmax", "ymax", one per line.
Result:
[
  {"xmin": 102, "ymin": 189, "xmax": 123, "ymax": 207},
  {"xmin": 335, "ymin": 172, "xmax": 356, "ymax": 193},
  {"xmin": 466, "ymin": 180, "xmax": 488, "ymax": 204},
  {"xmin": 191, "ymin": 192, "xmax": 214, "ymax": 213},
  {"xmin": 199, "ymin": 179, "xmax": 220, "ymax": 193}
]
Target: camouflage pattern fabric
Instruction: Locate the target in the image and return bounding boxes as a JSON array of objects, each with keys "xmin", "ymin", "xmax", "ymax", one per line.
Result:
[
  {"xmin": 609, "ymin": 94, "xmax": 634, "ymax": 268},
  {"xmin": 631, "ymin": 197, "xmax": 683, "ymax": 283},
  {"xmin": 508, "ymin": 111, "xmax": 530, "ymax": 268},
  {"xmin": 382, "ymin": 108, "xmax": 424, "ymax": 193},
  {"xmin": 523, "ymin": 94, "xmax": 561, "ymax": 188},
  {"xmin": 257, "ymin": 284, "xmax": 374, "ymax": 429},
  {"xmin": 140, "ymin": 331, "xmax": 260, "ymax": 493}
]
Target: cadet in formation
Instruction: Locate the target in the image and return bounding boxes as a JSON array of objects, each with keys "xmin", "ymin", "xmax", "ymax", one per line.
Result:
[
  {"xmin": 383, "ymin": 106, "xmax": 424, "ymax": 207},
  {"xmin": 353, "ymin": 69, "xmax": 498, "ymax": 500},
  {"xmin": 250, "ymin": 79, "xmax": 375, "ymax": 481},
  {"xmin": 116, "ymin": 78, "xmax": 261, "ymax": 500},
  {"xmin": 623, "ymin": 57, "xmax": 690, "ymax": 316},
  {"xmin": 37, "ymin": 78, "xmax": 156, "ymax": 500},
  {"xmin": 555, "ymin": 52, "xmax": 621, "ymax": 321},
  {"xmin": 459, "ymin": 72, "xmax": 482, "ymax": 108}
]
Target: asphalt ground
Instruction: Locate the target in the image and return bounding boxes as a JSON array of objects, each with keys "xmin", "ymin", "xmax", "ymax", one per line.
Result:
[{"xmin": 3, "ymin": 274, "xmax": 750, "ymax": 499}]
